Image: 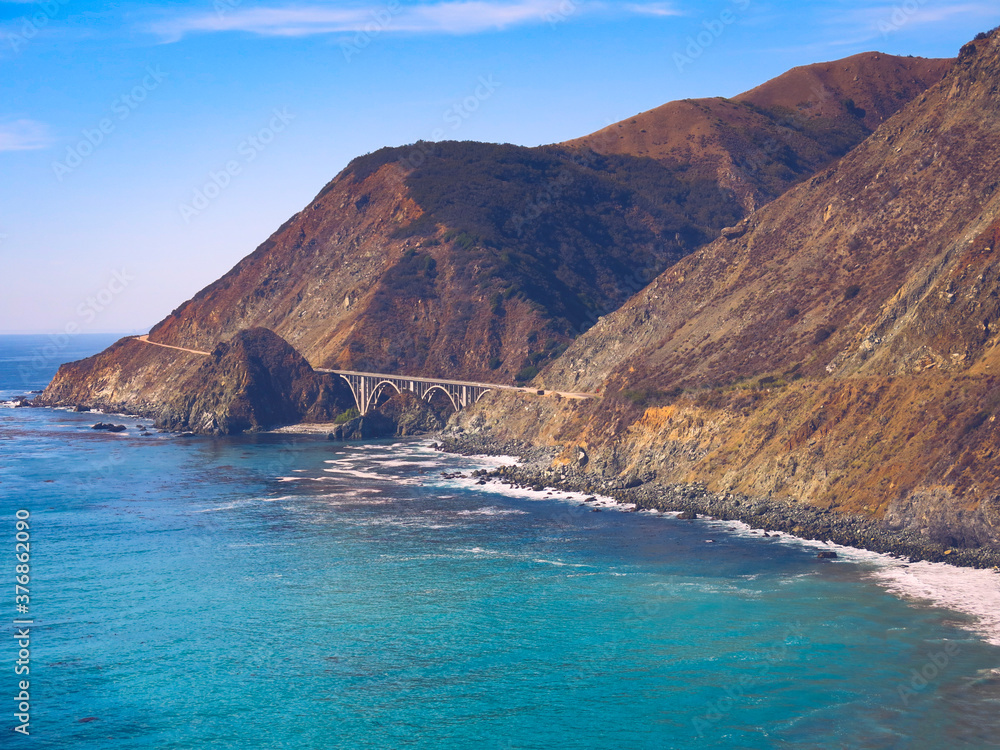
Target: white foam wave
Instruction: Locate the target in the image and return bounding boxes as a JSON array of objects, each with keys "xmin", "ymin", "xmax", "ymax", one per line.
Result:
[
  {"xmin": 455, "ymin": 506, "xmax": 528, "ymax": 517},
  {"xmin": 438, "ymin": 474, "xmax": 632, "ymax": 512},
  {"xmin": 534, "ymin": 559, "xmax": 594, "ymax": 568},
  {"xmin": 869, "ymin": 562, "xmax": 1000, "ymax": 646},
  {"xmin": 661, "ymin": 514, "xmax": 1000, "ymax": 644},
  {"xmin": 323, "ymin": 467, "xmax": 401, "ymax": 481}
]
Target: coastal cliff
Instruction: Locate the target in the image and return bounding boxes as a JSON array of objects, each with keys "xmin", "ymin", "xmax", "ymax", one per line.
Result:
[
  {"xmin": 36, "ymin": 52, "xmax": 946, "ymax": 427},
  {"xmin": 39, "ymin": 328, "xmax": 353, "ymax": 434},
  {"xmin": 36, "ymin": 34, "xmax": 1000, "ymax": 554},
  {"xmin": 454, "ymin": 30, "xmax": 1000, "ymax": 552}
]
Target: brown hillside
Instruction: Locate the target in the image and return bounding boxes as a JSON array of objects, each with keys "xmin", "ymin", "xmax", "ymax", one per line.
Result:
[
  {"xmin": 566, "ymin": 52, "xmax": 951, "ymax": 211},
  {"xmin": 39, "ymin": 52, "xmax": 950, "ymax": 430},
  {"xmin": 464, "ymin": 32, "xmax": 1000, "ymax": 548}
]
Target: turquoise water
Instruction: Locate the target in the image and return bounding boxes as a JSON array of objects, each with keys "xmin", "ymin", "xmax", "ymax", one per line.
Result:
[{"xmin": 2, "ymin": 335, "xmax": 1000, "ymax": 748}]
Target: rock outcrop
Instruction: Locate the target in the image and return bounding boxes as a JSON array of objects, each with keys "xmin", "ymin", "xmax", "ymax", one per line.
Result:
[
  {"xmin": 158, "ymin": 328, "xmax": 349, "ymax": 434},
  {"xmin": 38, "ymin": 328, "xmax": 355, "ymax": 435}
]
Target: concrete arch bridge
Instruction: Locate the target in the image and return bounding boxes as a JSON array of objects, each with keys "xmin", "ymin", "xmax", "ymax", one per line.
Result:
[{"xmin": 319, "ymin": 370, "xmax": 493, "ymax": 415}]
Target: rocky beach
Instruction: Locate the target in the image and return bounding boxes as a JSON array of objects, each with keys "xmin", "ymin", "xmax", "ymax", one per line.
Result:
[{"xmin": 435, "ymin": 430, "xmax": 1000, "ymax": 570}]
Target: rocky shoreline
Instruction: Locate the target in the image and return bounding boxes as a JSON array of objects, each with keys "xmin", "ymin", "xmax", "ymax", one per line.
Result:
[{"xmin": 436, "ymin": 432, "xmax": 1000, "ymax": 571}]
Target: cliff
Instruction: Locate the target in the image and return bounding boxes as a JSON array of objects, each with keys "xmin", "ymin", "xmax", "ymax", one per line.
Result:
[
  {"xmin": 458, "ymin": 31, "xmax": 1000, "ymax": 550},
  {"xmin": 37, "ymin": 51, "xmax": 947, "ymax": 428},
  {"xmin": 39, "ymin": 328, "xmax": 353, "ymax": 434}
]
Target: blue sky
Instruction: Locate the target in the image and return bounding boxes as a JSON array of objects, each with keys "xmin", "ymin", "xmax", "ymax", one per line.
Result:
[{"xmin": 1, "ymin": 0, "xmax": 997, "ymax": 334}]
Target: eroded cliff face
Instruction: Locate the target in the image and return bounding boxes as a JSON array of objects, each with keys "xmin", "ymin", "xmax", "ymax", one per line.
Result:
[
  {"xmin": 38, "ymin": 328, "xmax": 353, "ymax": 434},
  {"xmin": 459, "ymin": 32, "xmax": 1000, "ymax": 549}
]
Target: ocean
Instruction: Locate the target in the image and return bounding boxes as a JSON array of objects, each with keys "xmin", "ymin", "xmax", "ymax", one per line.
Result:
[{"xmin": 2, "ymin": 333, "xmax": 999, "ymax": 749}]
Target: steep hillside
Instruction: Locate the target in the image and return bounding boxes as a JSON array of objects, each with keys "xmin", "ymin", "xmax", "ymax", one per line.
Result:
[
  {"xmin": 566, "ymin": 52, "xmax": 950, "ymax": 211},
  {"xmin": 38, "ymin": 52, "xmax": 948, "ymax": 425},
  {"xmin": 462, "ymin": 31, "xmax": 1000, "ymax": 549}
]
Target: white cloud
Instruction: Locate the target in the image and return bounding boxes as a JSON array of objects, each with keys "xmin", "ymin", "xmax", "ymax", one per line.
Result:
[
  {"xmin": 623, "ymin": 2, "xmax": 682, "ymax": 17},
  {"xmin": 836, "ymin": 2, "xmax": 998, "ymax": 43},
  {"xmin": 151, "ymin": 0, "xmax": 680, "ymax": 41},
  {"xmin": 0, "ymin": 119, "xmax": 52, "ymax": 151}
]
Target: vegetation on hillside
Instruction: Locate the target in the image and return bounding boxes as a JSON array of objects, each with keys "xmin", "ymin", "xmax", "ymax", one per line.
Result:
[{"xmin": 345, "ymin": 140, "xmax": 742, "ymax": 340}]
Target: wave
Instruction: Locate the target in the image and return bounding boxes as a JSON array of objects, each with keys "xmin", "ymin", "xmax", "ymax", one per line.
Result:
[
  {"xmin": 653, "ymin": 513, "xmax": 1000, "ymax": 645},
  {"xmin": 455, "ymin": 506, "xmax": 528, "ymax": 517},
  {"xmin": 868, "ymin": 562, "xmax": 1000, "ymax": 646}
]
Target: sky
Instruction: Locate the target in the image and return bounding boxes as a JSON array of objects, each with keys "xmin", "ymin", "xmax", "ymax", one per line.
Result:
[{"xmin": 1, "ymin": 0, "xmax": 997, "ymax": 334}]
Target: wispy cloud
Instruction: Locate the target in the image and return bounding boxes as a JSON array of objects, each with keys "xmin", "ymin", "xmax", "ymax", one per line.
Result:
[
  {"xmin": 151, "ymin": 0, "xmax": 680, "ymax": 41},
  {"xmin": 0, "ymin": 119, "xmax": 52, "ymax": 151},
  {"xmin": 623, "ymin": 2, "xmax": 681, "ymax": 17},
  {"xmin": 834, "ymin": 1, "xmax": 998, "ymax": 44}
]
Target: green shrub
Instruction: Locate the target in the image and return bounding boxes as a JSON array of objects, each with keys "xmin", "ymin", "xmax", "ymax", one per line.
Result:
[
  {"xmin": 962, "ymin": 411, "xmax": 990, "ymax": 436},
  {"xmin": 334, "ymin": 408, "xmax": 360, "ymax": 424},
  {"xmin": 813, "ymin": 325, "xmax": 836, "ymax": 344},
  {"xmin": 515, "ymin": 365, "xmax": 540, "ymax": 382}
]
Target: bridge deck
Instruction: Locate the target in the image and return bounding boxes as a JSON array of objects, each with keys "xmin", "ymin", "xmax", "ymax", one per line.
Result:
[{"xmin": 315, "ymin": 368, "xmax": 598, "ymax": 400}]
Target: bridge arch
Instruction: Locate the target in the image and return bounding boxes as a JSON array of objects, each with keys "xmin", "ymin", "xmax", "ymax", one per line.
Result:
[
  {"xmin": 367, "ymin": 380, "xmax": 402, "ymax": 413},
  {"xmin": 421, "ymin": 384, "xmax": 460, "ymax": 412}
]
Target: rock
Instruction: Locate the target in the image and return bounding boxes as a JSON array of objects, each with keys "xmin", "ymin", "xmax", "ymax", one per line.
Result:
[
  {"xmin": 108, "ymin": 425, "xmax": 127, "ymax": 433},
  {"xmin": 74, "ymin": 405, "xmax": 91, "ymax": 412},
  {"xmin": 677, "ymin": 509, "xmax": 698, "ymax": 520},
  {"xmin": 720, "ymin": 222, "xmax": 748, "ymax": 240},
  {"xmin": 159, "ymin": 328, "xmax": 354, "ymax": 435},
  {"xmin": 816, "ymin": 550, "xmax": 838, "ymax": 559}
]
